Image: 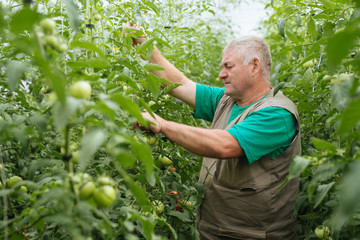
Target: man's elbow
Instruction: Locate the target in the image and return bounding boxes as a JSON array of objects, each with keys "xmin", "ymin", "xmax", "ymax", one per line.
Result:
[{"xmin": 216, "ymin": 145, "xmax": 244, "ymax": 159}]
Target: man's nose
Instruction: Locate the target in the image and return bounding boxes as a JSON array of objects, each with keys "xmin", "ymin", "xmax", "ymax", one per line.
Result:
[{"xmin": 219, "ymin": 69, "xmax": 227, "ymax": 79}]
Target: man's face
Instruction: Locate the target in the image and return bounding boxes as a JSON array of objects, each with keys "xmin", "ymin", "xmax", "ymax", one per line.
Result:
[{"xmin": 219, "ymin": 49, "xmax": 253, "ymax": 99}]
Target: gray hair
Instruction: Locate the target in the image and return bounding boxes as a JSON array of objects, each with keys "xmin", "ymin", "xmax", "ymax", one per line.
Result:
[{"xmin": 223, "ymin": 36, "xmax": 272, "ymax": 79}]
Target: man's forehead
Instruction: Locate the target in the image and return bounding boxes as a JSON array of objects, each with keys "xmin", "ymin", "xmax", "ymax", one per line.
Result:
[{"xmin": 221, "ymin": 50, "xmax": 241, "ymax": 65}]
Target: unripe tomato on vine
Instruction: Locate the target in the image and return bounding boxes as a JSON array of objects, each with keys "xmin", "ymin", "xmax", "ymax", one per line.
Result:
[
  {"xmin": 159, "ymin": 156, "xmax": 173, "ymax": 166},
  {"xmin": 6, "ymin": 176, "xmax": 23, "ymax": 188},
  {"xmin": 40, "ymin": 18, "xmax": 56, "ymax": 34},
  {"xmin": 93, "ymin": 185, "xmax": 116, "ymax": 207},
  {"xmin": 70, "ymin": 81, "xmax": 92, "ymax": 100}
]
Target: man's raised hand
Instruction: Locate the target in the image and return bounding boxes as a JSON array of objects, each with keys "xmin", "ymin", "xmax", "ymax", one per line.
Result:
[{"xmin": 122, "ymin": 22, "xmax": 148, "ymax": 46}]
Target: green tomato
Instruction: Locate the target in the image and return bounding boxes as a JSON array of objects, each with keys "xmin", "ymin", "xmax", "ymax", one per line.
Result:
[
  {"xmin": 322, "ymin": 75, "xmax": 332, "ymax": 81},
  {"xmin": 152, "ymin": 200, "xmax": 164, "ymax": 214},
  {"xmin": 159, "ymin": 156, "xmax": 173, "ymax": 166},
  {"xmin": 79, "ymin": 181, "xmax": 95, "ymax": 200},
  {"xmin": 185, "ymin": 201, "xmax": 193, "ymax": 207},
  {"xmin": 145, "ymin": 135, "xmax": 157, "ymax": 146},
  {"xmin": 70, "ymin": 81, "xmax": 92, "ymax": 100},
  {"xmin": 47, "ymin": 91, "xmax": 57, "ymax": 102},
  {"xmin": 40, "ymin": 18, "xmax": 56, "ymax": 33},
  {"xmin": 97, "ymin": 176, "xmax": 114, "ymax": 186},
  {"xmin": 93, "ymin": 14, "xmax": 102, "ymax": 21},
  {"xmin": 6, "ymin": 176, "xmax": 23, "ymax": 188},
  {"xmin": 302, "ymin": 60, "xmax": 314, "ymax": 68},
  {"xmin": 71, "ymin": 151, "xmax": 79, "ymax": 164},
  {"xmin": 148, "ymin": 100, "xmax": 156, "ymax": 107},
  {"xmin": 56, "ymin": 43, "xmax": 68, "ymax": 53},
  {"xmin": 93, "ymin": 185, "xmax": 116, "ymax": 207},
  {"xmin": 43, "ymin": 35, "xmax": 59, "ymax": 48},
  {"xmin": 20, "ymin": 186, "xmax": 28, "ymax": 193},
  {"xmin": 315, "ymin": 225, "xmax": 330, "ymax": 239}
]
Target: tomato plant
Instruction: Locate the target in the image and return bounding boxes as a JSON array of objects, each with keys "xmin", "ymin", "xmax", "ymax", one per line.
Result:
[
  {"xmin": 1, "ymin": 0, "xmax": 358, "ymax": 239},
  {"xmin": 263, "ymin": 0, "xmax": 360, "ymax": 239},
  {"xmin": 0, "ymin": 0, "xmax": 227, "ymax": 239}
]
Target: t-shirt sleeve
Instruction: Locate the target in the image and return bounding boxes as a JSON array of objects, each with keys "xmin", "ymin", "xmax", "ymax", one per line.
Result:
[
  {"xmin": 227, "ymin": 107, "xmax": 297, "ymax": 164},
  {"xmin": 194, "ymin": 83, "xmax": 225, "ymax": 122}
]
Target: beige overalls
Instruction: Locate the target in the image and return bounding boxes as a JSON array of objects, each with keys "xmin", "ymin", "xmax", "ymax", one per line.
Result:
[{"xmin": 197, "ymin": 89, "xmax": 301, "ymax": 240}]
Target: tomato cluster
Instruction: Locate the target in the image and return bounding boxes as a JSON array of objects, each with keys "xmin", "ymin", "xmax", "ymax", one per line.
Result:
[
  {"xmin": 39, "ymin": 18, "xmax": 68, "ymax": 53},
  {"xmin": 68, "ymin": 173, "xmax": 116, "ymax": 208}
]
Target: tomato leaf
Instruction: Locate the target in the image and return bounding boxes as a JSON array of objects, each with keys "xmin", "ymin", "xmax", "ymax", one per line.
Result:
[
  {"xmin": 70, "ymin": 40, "xmax": 105, "ymax": 58},
  {"xmin": 288, "ymin": 156, "xmax": 310, "ymax": 180},
  {"xmin": 79, "ymin": 129, "xmax": 107, "ymax": 171},
  {"xmin": 167, "ymin": 211, "xmax": 192, "ymax": 222},
  {"xmin": 307, "ymin": 17, "xmax": 317, "ymax": 38},
  {"xmin": 62, "ymin": 0, "xmax": 81, "ymax": 33},
  {"xmin": 314, "ymin": 182, "xmax": 335, "ymax": 208},
  {"xmin": 128, "ymin": 137, "xmax": 154, "ymax": 179},
  {"xmin": 337, "ymin": 97, "xmax": 360, "ymax": 134},
  {"xmin": 68, "ymin": 58, "xmax": 110, "ymax": 69},
  {"xmin": 277, "ymin": 18, "xmax": 286, "ymax": 38},
  {"xmin": 112, "ymin": 94, "xmax": 147, "ymax": 126},
  {"xmin": 311, "ymin": 137, "xmax": 337, "ymax": 153},
  {"xmin": 54, "ymin": 97, "xmax": 82, "ymax": 130},
  {"xmin": 143, "ymin": 63, "xmax": 165, "ymax": 71},
  {"xmin": 5, "ymin": 61, "xmax": 29, "ymax": 91},
  {"xmin": 326, "ymin": 28, "xmax": 358, "ymax": 71},
  {"xmin": 10, "ymin": 7, "xmax": 40, "ymax": 33}
]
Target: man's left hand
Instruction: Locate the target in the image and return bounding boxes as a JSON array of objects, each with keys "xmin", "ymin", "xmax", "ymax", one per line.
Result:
[{"xmin": 141, "ymin": 110, "xmax": 165, "ymax": 134}]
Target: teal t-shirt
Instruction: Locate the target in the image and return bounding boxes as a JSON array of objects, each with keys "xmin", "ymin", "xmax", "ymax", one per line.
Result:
[{"xmin": 194, "ymin": 84, "xmax": 297, "ymax": 164}]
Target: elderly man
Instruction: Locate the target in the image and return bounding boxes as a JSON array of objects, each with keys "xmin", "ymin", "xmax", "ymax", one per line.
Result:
[{"xmin": 126, "ymin": 23, "xmax": 301, "ymax": 239}]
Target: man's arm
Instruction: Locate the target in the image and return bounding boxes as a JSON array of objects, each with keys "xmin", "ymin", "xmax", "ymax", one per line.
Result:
[
  {"xmin": 123, "ymin": 22, "xmax": 196, "ymax": 108},
  {"xmin": 149, "ymin": 47, "xmax": 196, "ymax": 108},
  {"xmin": 142, "ymin": 111, "xmax": 244, "ymax": 159}
]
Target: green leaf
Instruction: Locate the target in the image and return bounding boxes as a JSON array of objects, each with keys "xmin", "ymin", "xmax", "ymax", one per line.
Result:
[
  {"xmin": 337, "ymin": 97, "xmax": 360, "ymax": 134},
  {"xmin": 144, "ymin": 0, "xmax": 160, "ymax": 16},
  {"xmin": 119, "ymin": 168, "xmax": 151, "ymax": 209},
  {"xmin": 311, "ymin": 137, "xmax": 337, "ymax": 153},
  {"xmin": 62, "ymin": 0, "xmax": 81, "ymax": 33},
  {"xmin": 326, "ymin": 29, "xmax": 357, "ymax": 71},
  {"xmin": 143, "ymin": 63, "xmax": 165, "ymax": 71},
  {"xmin": 139, "ymin": 217, "xmax": 154, "ymax": 240},
  {"xmin": 167, "ymin": 211, "xmax": 192, "ymax": 222},
  {"xmin": 0, "ymin": 6, "xmax": 5, "ymax": 32},
  {"xmin": 288, "ymin": 156, "xmax": 310, "ymax": 179},
  {"xmin": 146, "ymin": 74, "xmax": 161, "ymax": 99},
  {"xmin": 114, "ymin": 74, "xmax": 140, "ymax": 92},
  {"xmin": 29, "ymin": 159, "xmax": 64, "ymax": 179},
  {"xmin": 156, "ymin": 218, "xmax": 178, "ymax": 239},
  {"xmin": 54, "ymin": 97, "xmax": 82, "ymax": 130},
  {"xmin": 112, "ymin": 94, "xmax": 146, "ymax": 126},
  {"xmin": 314, "ymin": 182, "xmax": 335, "ymax": 208},
  {"xmin": 29, "ymin": 115, "xmax": 48, "ymax": 132},
  {"xmin": 285, "ymin": 29, "xmax": 299, "ymax": 44},
  {"xmin": 277, "ymin": 18, "xmax": 286, "ymax": 38},
  {"xmin": 10, "ymin": 7, "xmax": 40, "ymax": 33},
  {"xmin": 136, "ymin": 38, "xmax": 156, "ymax": 55},
  {"xmin": 70, "ymin": 40, "xmax": 105, "ymax": 58},
  {"xmin": 302, "ymin": 68, "xmax": 313, "ymax": 86},
  {"xmin": 5, "ymin": 62, "xmax": 28, "ymax": 91},
  {"xmin": 331, "ymin": 161, "xmax": 360, "ymax": 234},
  {"xmin": 79, "ymin": 129, "xmax": 107, "ymax": 171},
  {"xmin": 128, "ymin": 137, "xmax": 154, "ymax": 179},
  {"xmin": 68, "ymin": 58, "xmax": 110, "ymax": 69},
  {"xmin": 330, "ymin": 76, "xmax": 353, "ymax": 111},
  {"xmin": 307, "ymin": 17, "xmax": 317, "ymax": 38}
]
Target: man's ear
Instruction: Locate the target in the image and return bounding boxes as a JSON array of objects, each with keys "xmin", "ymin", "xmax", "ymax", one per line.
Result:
[{"xmin": 252, "ymin": 57, "xmax": 261, "ymax": 75}]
